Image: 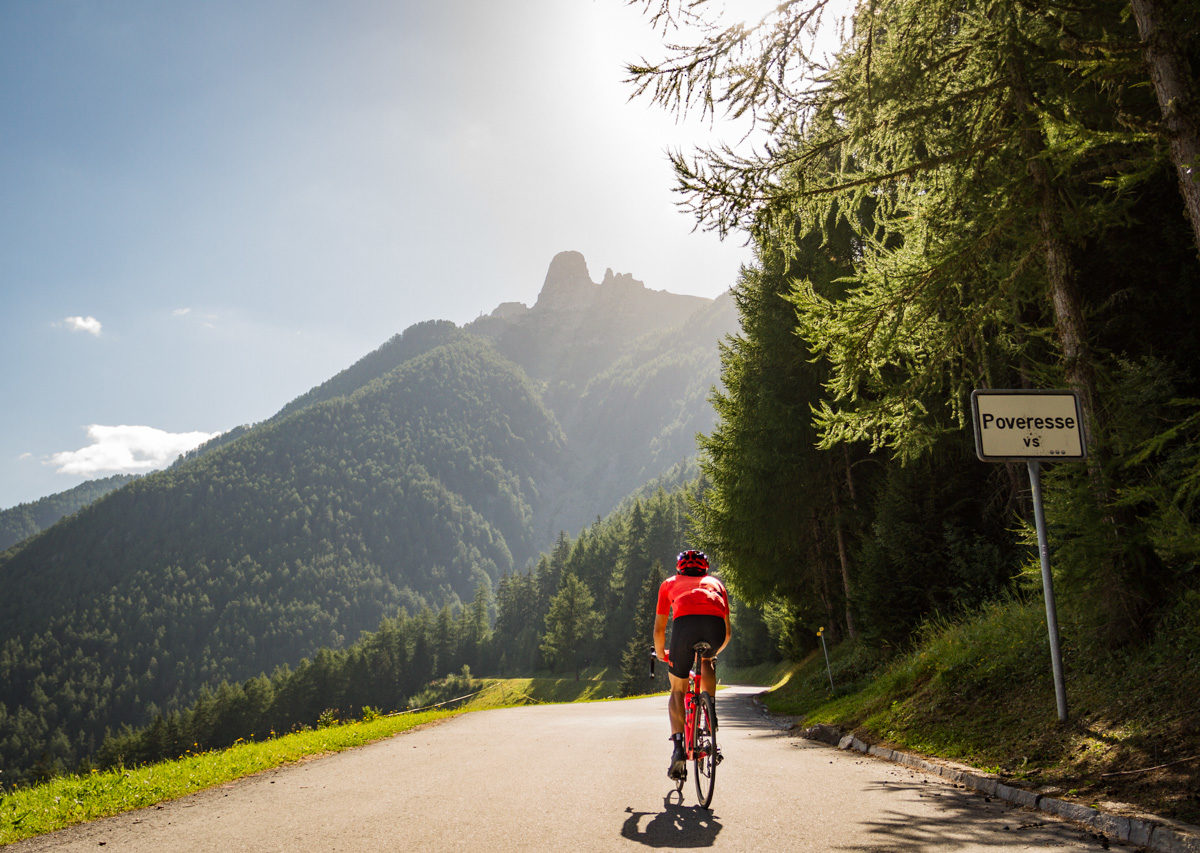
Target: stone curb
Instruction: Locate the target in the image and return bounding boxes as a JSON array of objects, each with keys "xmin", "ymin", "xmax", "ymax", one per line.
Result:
[{"xmin": 795, "ymin": 724, "xmax": 1200, "ymax": 853}]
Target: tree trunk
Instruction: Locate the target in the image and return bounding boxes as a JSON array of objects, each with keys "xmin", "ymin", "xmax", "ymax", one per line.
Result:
[
  {"xmin": 811, "ymin": 511, "xmax": 841, "ymax": 643},
  {"xmin": 842, "ymin": 445, "xmax": 859, "ymax": 509},
  {"xmin": 1007, "ymin": 55, "xmax": 1099, "ymax": 449},
  {"xmin": 1129, "ymin": 0, "xmax": 1200, "ymax": 258},
  {"xmin": 829, "ymin": 472, "xmax": 857, "ymax": 639}
]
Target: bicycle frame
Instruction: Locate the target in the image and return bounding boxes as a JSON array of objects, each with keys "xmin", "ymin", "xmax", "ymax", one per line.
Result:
[
  {"xmin": 651, "ymin": 642, "xmax": 718, "ymax": 806},
  {"xmin": 681, "ymin": 645, "xmax": 710, "ymax": 764}
]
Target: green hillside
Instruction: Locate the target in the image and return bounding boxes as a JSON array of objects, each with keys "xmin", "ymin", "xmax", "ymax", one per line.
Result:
[
  {"xmin": 268, "ymin": 320, "xmax": 463, "ymax": 424},
  {"xmin": 0, "ymin": 474, "xmax": 137, "ymax": 553},
  {"xmin": 0, "ymin": 335, "xmax": 564, "ymax": 779}
]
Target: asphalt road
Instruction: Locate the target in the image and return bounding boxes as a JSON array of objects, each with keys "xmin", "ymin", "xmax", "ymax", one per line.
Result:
[{"xmin": 13, "ymin": 686, "xmax": 1125, "ymax": 851}]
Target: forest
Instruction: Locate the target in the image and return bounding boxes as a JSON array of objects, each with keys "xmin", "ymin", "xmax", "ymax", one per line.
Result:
[
  {"xmin": 625, "ymin": 0, "xmax": 1200, "ymax": 657},
  {"xmin": 0, "ymin": 474, "xmax": 136, "ymax": 552},
  {"xmin": 91, "ymin": 485, "xmax": 734, "ymax": 770}
]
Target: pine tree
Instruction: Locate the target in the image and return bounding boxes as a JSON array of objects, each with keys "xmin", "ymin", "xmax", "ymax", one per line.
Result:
[
  {"xmin": 539, "ymin": 573, "xmax": 602, "ymax": 680},
  {"xmin": 692, "ymin": 227, "xmax": 860, "ymax": 638}
]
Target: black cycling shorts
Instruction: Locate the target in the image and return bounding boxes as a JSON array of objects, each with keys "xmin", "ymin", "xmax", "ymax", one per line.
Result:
[{"xmin": 668, "ymin": 614, "xmax": 727, "ymax": 679}]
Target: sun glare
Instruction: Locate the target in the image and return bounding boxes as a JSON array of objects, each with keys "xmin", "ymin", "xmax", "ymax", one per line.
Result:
[
  {"xmin": 712, "ymin": 0, "xmax": 856, "ymax": 62},
  {"xmin": 714, "ymin": 0, "xmax": 780, "ymax": 31}
]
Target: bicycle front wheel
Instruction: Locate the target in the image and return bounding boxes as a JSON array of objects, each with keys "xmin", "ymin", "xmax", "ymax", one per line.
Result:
[{"xmin": 691, "ymin": 691, "xmax": 717, "ymax": 808}]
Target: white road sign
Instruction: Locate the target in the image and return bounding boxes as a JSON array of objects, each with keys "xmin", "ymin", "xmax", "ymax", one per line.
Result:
[{"xmin": 971, "ymin": 390, "xmax": 1086, "ymax": 461}]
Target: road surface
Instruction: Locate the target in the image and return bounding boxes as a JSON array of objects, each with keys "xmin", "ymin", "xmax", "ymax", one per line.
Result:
[{"xmin": 12, "ymin": 686, "xmax": 1122, "ymax": 851}]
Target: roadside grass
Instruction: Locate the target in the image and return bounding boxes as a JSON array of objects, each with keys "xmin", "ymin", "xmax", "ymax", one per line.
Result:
[
  {"xmin": 719, "ymin": 659, "xmax": 798, "ymax": 689},
  {"xmin": 0, "ymin": 710, "xmax": 454, "ymax": 846},
  {"xmin": 0, "ymin": 667, "xmax": 623, "ymax": 845},
  {"xmin": 761, "ymin": 593, "xmax": 1200, "ymax": 824},
  {"xmin": 464, "ymin": 666, "xmax": 624, "ymax": 708}
]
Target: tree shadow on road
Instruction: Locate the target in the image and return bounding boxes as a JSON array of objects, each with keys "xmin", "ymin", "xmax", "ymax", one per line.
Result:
[
  {"xmin": 620, "ymin": 793, "xmax": 723, "ymax": 848},
  {"xmin": 829, "ymin": 780, "xmax": 1115, "ymax": 851},
  {"xmin": 715, "ymin": 686, "xmax": 789, "ymax": 736}
]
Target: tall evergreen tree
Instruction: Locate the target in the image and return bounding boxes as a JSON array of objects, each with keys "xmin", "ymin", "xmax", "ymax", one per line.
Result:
[
  {"xmin": 493, "ymin": 571, "xmax": 539, "ymax": 673},
  {"xmin": 692, "ymin": 224, "xmax": 862, "ymax": 640},
  {"xmin": 539, "ymin": 573, "xmax": 602, "ymax": 679}
]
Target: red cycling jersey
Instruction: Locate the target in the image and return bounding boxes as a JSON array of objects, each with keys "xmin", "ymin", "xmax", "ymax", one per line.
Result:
[{"xmin": 656, "ymin": 573, "xmax": 730, "ymax": 619}]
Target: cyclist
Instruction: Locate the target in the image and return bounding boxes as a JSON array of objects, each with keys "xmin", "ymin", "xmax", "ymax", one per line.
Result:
[{"xmin": 654, "ymin": 549, "xmax": 731, "ymax": 780}]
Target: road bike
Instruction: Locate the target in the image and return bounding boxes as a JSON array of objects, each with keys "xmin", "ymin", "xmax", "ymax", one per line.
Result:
[{"xmin": 651, "ymin": 642, "xmax": 721, "ymax": 808}]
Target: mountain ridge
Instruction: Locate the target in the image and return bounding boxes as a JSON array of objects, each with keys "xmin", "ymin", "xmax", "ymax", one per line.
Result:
[{"xmin": 0, "ymin": 474, "xmax": 138, "ymax": 553}]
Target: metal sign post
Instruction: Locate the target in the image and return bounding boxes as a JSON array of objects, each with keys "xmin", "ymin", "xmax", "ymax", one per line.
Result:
[
  {"xmin": 817, "ymin": 627, "xmax": 834, "ymax": 692},
  {"xmin": 1026, "ymin": 459, "xmax": 1069, "ymax": 721},
  {"xmin": 971, "ymin": 389, "xmax": 1086, "ymax": 723}
]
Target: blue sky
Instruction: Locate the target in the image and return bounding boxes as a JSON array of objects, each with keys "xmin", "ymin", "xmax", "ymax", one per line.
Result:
[{"xmin": 0, "ymin": 0, "xmax": 829, "ymax": 509}]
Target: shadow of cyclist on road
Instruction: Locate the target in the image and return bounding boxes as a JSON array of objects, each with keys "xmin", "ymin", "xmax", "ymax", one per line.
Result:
[{"xmin": 620, "ymin": 794, "xmax": 723, "ymax": 848}]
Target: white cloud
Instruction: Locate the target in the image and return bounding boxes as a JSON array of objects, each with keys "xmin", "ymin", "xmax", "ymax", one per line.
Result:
[
  {"xmin": 64, "ymin": 315, "xmax": 103, "ymax": 335},
  {"xmin": 172, "ymin": 307, "xmax": 192, "ymax": 316},
  {"xmin": 18, "ymin": 452, "xmax": 33, "ymax": 461},
  {"xmin": 47, "ymin": 425, "xmax": 219, "ymax": 476}
]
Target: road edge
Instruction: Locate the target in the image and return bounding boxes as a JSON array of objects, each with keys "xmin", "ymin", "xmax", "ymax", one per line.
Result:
[{"xmin": 796, "ymin": 721, "xmax": 1200, "ymax": 853}]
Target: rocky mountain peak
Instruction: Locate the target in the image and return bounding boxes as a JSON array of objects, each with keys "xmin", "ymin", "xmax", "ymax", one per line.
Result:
[
  {"xmin": 534, "ymin": 250, "xmax": 596, "ymax": 310},
  {"xmin": 600, "ymin": 267, "xmax": 645, "ymax": 291}
]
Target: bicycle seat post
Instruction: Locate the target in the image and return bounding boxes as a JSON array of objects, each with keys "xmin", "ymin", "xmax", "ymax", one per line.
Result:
[{"xmin": 692, "ymin": 642, "xmax": 712, "ymax": 685}]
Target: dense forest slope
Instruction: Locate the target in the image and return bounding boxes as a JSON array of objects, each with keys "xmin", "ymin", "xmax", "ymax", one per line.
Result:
[
  {"xmin": 0, "ymin": 252, "xmax": 737, "ymax": 783},
  {"xmin": 0, "ymin": 475, "xmax": 137, "ymax": 552},
  {"xmin": 90, "ymin": 473, "xmax": 713, "ymax": 773}
]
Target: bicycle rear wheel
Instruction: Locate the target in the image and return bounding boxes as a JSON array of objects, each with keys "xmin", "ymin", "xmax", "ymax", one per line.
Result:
[{"xmin": 691, "ymin": 692, "xmax": 717, "ymax": 808}]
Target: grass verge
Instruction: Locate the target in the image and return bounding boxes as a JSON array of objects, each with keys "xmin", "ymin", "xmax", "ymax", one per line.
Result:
[
  {"xmin": 719, "ymin": 659, "xmax": 800, "ymax": 690},
  {"xmin": 0, "ymin": 710, "xmax": 454, "ymax": 846},
  {"xmin": 761, "ymin": 594, "xmax": 1200, "ymax": 824},
  {"xmin": 465, "ymin": 674, "xmax": 623, "ymax": 708}
]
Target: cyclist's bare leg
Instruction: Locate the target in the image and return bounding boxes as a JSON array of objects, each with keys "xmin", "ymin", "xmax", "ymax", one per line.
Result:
[
  {"xmin": 700, "ymin": 658, "xmax": 719, "ymax": 733},
  {"xmin": 700, "ymin": 658, "xmax": 717, "ymax": 696},
  {"xmin": 668, "ymin": 672, "xmax": 687, "ymax": 734}
]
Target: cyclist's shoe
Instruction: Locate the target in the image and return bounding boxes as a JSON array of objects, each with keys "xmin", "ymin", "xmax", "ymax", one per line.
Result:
[{"xmin": 668, "ymin": 742, "xmax": 687, "ymax": 780}]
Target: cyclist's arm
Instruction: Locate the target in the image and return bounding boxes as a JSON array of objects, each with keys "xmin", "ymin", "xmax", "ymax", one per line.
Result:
[{"xmin": 653, "ymin": 613, "xmax": 669, "ymax": 661}]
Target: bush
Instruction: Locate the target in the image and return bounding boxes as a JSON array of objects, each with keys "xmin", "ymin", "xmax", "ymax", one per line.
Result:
[{"xmin": 406, "ymin": 666, "xmax": 479, "ymax": 710}]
